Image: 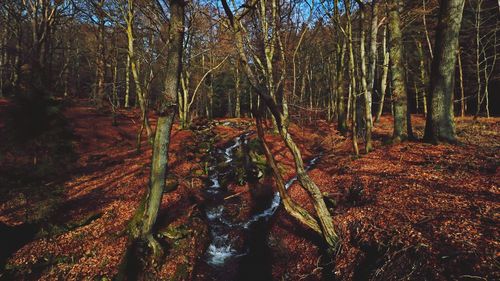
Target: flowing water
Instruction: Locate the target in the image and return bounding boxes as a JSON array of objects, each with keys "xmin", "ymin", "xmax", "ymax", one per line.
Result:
[{"xmin": 196, "ymin": 132, "xmax": 321, "ymax": 281}]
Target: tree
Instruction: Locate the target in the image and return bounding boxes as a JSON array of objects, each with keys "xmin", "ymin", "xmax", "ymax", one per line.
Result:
[
  {"xmin": 128, "ymin": 0, "xmax": 185, "ymax": 260},
  {"xmin": 364, "ymin": 0, "xmax": 379, "ymax": 152},
  {"xmin": 92, "ymin": 0, "xmax": 108, "ymax": 109},
  {"xmin": 221, "ymin": 0, "xmax": 339, "ymax": 249},
  {"xmin": 346, "ymin": 0, "xmax": 359, "ymax": 155},
  {"xmin": 332, "ymin": 0, "xmax": 349, "ymax": 134},
  {"xmin": 388, "ymin": 0, "xmax": 409, "ymax": 142},
  {"xmin": 424, "ymin": 0, "xmax": 466, "ymax": 143},
  {"xmin": 124, "ymin": 0, "xmax": 153, "ymax": 146},
  {"xmin": 375, "ymin": 23, "xmax": 389, "ymax": 122}
]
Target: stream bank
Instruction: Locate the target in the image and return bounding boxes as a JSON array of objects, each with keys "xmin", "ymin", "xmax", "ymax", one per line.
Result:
[
  {"xmin": 192, "ymin": 121, "xmax": 323, "ymax": 281},
  {"xmin": 3, "ymin": 103, "xmax": 497, "ymax": 280}
]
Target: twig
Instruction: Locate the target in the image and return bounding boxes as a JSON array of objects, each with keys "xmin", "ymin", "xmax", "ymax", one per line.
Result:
[{"xmin": 224, "ymin": 191, "xmax": 245, "ymax": 200}]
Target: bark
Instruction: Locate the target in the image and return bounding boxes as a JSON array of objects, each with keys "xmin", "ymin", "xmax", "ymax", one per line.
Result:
[
  {"xmin": 221, "ymin": 0, "xmax": 339, "ymax": 249},
  {"xmin": 11, "ymin": 35, "xmax": 21, "ymax": 89},
  {"xmin": 125, "ymin": 0, "xmax": 152, "ymax": 147},
  {"xmin": 376, "ymin": 24, "xmax": 389, "ymax": 122},
  {"xmin": 95, "ymin": 5, "xmax": 106, "ymax": 109},
  {"xmin": 361, "ymin": 2, "xmax": 375, "ymax": 153},
  {"xmin": 235, "ymin": 65, "xmax": 241, "ymax": 118},
  {"xmin": 424, "ymin": 0, "xmax": 465, "ymax": 143},
  {"xmin": 258, "ymin": 0, "xmax": 279, "ymax": 133},
  {"xmin": 63, "ymin": 40, "xmax": 71, "ymax": 97},
  {"xmin": 417, "ymin": 40, "xmax": 428, "ymax": 116},
  {"xmin": 347, "ymin": 0, "xmax": 359, "ymax": 155},
  {"xmin": 457, "ymin": 48, "xmax": 465, "ymax": 117},
  {"xmin": 479, "ymin": 12, "xmax": 498, "ymax": 118},
  {"xmin": 388, "ymin": 0, "xmax": 408, "ymax": 142},
  {"xmin": 334, "ymin": 1, "xmax": 348, "ymax": 134},
  {"xmin": 278, "ymin": 123, "xmax": 339, "ymax": 247},
  {"xmin": 483, "ymin": 68, "xmax": 490, "ymax": 118},
  {"xmin": 422, "ymin": 0, "xmax": 434, "ymax": 59},
  {"xmin": 255, "ymin": 113, "xmax": 322, "ymax": 235},
  {"xmin": 474, "ymin": 0, "xmax": 483, "ymax": 117},
  {"xmin": 367, "ymin": 1, "xmax": 379, "ymax": 96},
  {"xmin": 129, "ymin": 0, "xmax": 185, "ymax": 260},
  {"xmin": 328, "ymin": 56, "xmax": 336, "ymax": 122},
  {"xmin": 125, "ymin": 54, "xmax": 131, "ymax": 108},
  {"xmin": 179, "ymin": 71, "xmax": 190, "ymax": 128},
  {"xmin": 110, "ymin": 60, "xmax": 118, "ymax": 126},
  {"xmin": 362, "ymin": 1, "xmax": 378, "ymax": 142}
]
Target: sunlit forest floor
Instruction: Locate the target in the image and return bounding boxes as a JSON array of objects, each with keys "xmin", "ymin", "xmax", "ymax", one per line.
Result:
[{"xmin": 0, "ymin": 99, "xmax": 498, "ymax": 280}]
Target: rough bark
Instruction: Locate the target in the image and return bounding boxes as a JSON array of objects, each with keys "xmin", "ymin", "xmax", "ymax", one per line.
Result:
[
  {"xmin": 388, "ymin": 0, "xmax": 408, "ymax": 142},
  {"xmin": 424, "ymin": 0, "xmax": 465, "ymax": 143},
  {"xmin": 221, "ymin": 0, "xmax": 339, "ymax": 249},
  {"xmin": 364, "ymin": 1, "xmax": 378, "ymax": 152},
  {"xmin": 347, "ymin": 0, "xmax": 359, "ymax": 155},
  {"xmin": 334, "ymin": 0, "xmax": 348, "ymax": 134},
  {"xmin": 235, "ymin": 64, "xmax": 241, "ymax": 118},
  {"xmin": 95, "ymin": 4, "xmax": 106, "ymax": 109},
  {"xmin": 474, "ymin": 0, "xmax": 483, "ymax": 117},
  {"xmin": 129, "ymin": 0, "xmax": 185, "ymax": 260},
  {"xmin": 125, "ymin": 0, "xmax": 152, "ymax": 146},
  {"xmin": 417, "ymin": 40, "xmax": 428, "ymax": 116},
  {"xmin": 358, "ymin": 2, "xmax": 374, "ymax": 153},
  {"xmin": 422, "ymin": 0, "xmax": 434, "ymax": 59},
  {"xmin": 376, "ymin": 24, "xmax": 389, "ymax": 122},
  {"xmin": 336, "ymin": 41, "xmax": 347, "ymax": 131},
  {"xmin": 125, "ymin": 54, "xmax": 131, "ymax": 108},
  {"xmin": 457, "ymin": 48, "xmax": 465, "ymax": 117},
  {"xmin": 255, "ymin": 114, "xmax": 322, "ymax": 235}
]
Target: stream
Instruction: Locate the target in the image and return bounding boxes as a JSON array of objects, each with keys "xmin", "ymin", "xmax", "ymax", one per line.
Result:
[{"xmin": 197, "ymin": 132, "xmax": 321, "ymax": 281}]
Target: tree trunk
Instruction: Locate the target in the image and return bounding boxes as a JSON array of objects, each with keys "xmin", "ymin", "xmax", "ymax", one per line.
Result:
[
  {"xmin": 347, "ymin": 0, "xmax": 359, "ymax": 155},
  {"xmin": 179, "ymin": 72, "xmax": 189, "ymax": 129},
  {"xmin": 417, "ymin": 40, "xmax": 428, "ymax": 116},
  {"xmin": 129, "ymin": 0, "xmax": 185, "ymax": 260},
  {"xmin": 110, "ymin": 65, "xmax": 118, "ymax": 126},
  {"xmin": 255, "ymin": 113, "xmax": 322, "ymax": 235},
  {"xmin": 126, "ymin": 0, "xmax": 152, "ymax": 146},
  {"xmin": 376, "ymin": 24, "xmax": 389, "ymax": 122},
  {"xmin": 95, "ymin": 15, "xmax": 106, "ymax": 109},
  {"xmin": 335, "ymin": 1, "xmax": 348, "ymax": 134},
  {"xmin": 221, "ymin": 0, "xmax": 339, "ymax": 249},
  {"xmin": 367, "ymin": 1, "xmax": 379, "ymax": 97},
  {"xmin": 422, "ymin": 0, "xmax": 434, "ymax": 60},
  {"xmin": 235, "ymin": 65, "xmax": 241, "ymax": 118},
  {"xmin": 361, "ymin": 3, "xmax": 374, "ymax": 153},
  {"xmin": 388, "ymin": 0, "xmax": 408, "ymax": 142},
  {"xmin": 457, "ymin": 47, "xmax": 465, "ymax": 117},
  {"xmin": 424, "ymin": 0, "xmax": 464, "ymax": 143},
  {"xmin": 364, "ymin": 0, "xmax": 378, "ymax": 150},
  {"xmin": 125, "ymin": 54, "xmax": 131, "ymax": 108},
  {"xmin": 278, "ymin": 122, "xmax": 339, "ymax": 247},
  {"xmin": 474, "ymin": 0, "xmax": 483, "ymax": 117}
]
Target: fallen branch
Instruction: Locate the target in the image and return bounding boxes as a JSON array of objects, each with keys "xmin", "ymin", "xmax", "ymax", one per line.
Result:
[{"xmin": 224, "ymin": 191, "xmax": 245, "ymax": 201}]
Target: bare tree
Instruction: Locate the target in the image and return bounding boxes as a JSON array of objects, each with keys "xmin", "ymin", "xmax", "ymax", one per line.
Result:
[
  {"xmin": 221, "ymin": 0, "xmax": 339, "ymax": 249},
  {"xmin": 128, "ymin": 0, "xmax": 186, "ymax": 260}
]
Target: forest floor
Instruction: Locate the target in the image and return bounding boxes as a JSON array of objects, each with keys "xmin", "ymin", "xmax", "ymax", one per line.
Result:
[{"xmin": 0, "ymin": 99, "xmax": 498, "ymax": 280}]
